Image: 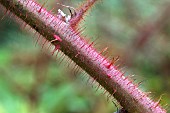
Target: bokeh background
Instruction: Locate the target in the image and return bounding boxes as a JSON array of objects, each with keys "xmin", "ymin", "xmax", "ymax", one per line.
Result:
[{"xmin": 0, "ymin": 0, "xmax": 170, "ymax": 113}]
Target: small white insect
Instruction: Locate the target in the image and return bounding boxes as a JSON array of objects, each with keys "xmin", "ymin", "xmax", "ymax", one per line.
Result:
[
  {"xmin": 57, "ymin": 9, "xmax": 71, "ymax": 23},
  {"xmin": 65, "ymin": 15, "xmax": 71, "ymax": 23},
  {"xmin": 58, "ymin": 9, "xmax": 66, "ymax": 17}
]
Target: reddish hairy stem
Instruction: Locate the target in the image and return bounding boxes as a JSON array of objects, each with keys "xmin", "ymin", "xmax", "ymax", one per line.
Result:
[
  {"xmin": 70, "ymin": 0, "xmax": 99, "ymax": 28},
  {"xmin": 0, "ymin": 0, "xmax": 166, "ymax": 113}
]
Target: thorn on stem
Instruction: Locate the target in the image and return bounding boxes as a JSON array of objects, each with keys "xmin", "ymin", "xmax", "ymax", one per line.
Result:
[
  {"xmin": 105, "ymin": 56, "xmax": 120, "ymax": 69},
  {"xmin": 38, "ymin": 0, "xmax": 48, "ymax": 13},
  {"xmin": 53, "ymin": 34, "xmax": 62, "ymax": 42}
]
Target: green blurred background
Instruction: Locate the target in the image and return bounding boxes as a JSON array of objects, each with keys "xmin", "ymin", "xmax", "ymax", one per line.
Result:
[{"xmin": 0, "ymin": 0, "xmax": 170, "ymax": 113}]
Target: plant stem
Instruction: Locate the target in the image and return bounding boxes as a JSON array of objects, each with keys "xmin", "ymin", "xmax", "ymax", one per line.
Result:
[
  {"xmin": 0, "ymin": 0, "xmax": 166, "ymax": 112},
  {"xmin": 70, "ymin": 0, "xmax": 99, "ymax": 28}
]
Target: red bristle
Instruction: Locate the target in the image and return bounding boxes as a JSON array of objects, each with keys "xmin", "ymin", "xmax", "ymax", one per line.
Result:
[
  {"xmin": 53, "ymin": 34, "xmax": 62, "ymax": 42},
  {"xmin": 105, "ymin": 56, "xmax": 120, "ymax": 69},
  {"xmin": 51, "ymin": 45, "xmax": 60, "ymax": 56}
]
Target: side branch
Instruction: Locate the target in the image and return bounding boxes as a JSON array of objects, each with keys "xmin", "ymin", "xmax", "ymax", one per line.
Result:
[
  {"xmin": 69, "ymin": 0, "xmax": 99, "ymax": 28},
  {"xmin": 0, "ymin": 0, "xmax": 166, "ymax": 113}
]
